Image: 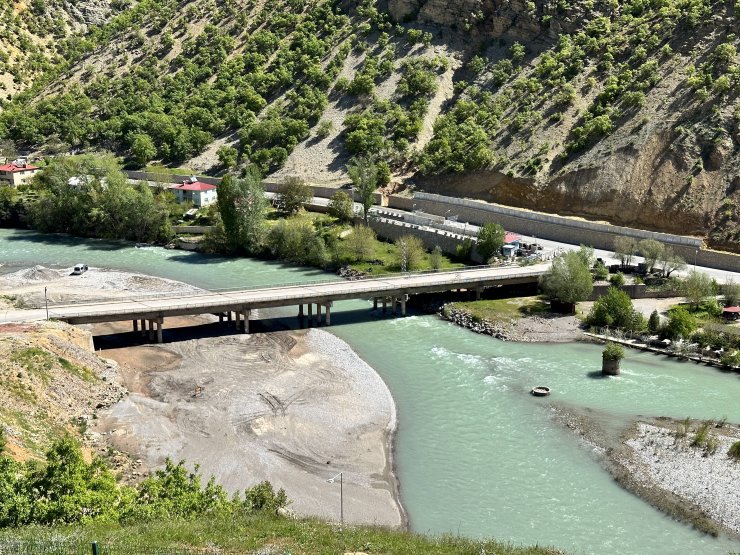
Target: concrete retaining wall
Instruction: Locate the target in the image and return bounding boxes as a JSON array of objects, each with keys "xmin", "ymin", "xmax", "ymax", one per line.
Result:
[
  {"xmin": 588, "ymin": 283, "xmax": 681, "ymax": 301},
  {"xmin": 368, "ymin": 217, "xmax": 470, "ymax": 256},
  {"xmin": 414, "ymin": 192, "xmax": 740, "ymax": 272}
]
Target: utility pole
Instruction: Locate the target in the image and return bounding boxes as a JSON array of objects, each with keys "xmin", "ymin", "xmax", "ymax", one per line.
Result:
[{"xmin": 44, "ymin": 287, "xmax": 49, "ymax": 320}]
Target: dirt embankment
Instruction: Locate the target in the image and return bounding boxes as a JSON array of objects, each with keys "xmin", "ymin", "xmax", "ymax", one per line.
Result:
[{"xmin": 0, "ymin": 321, "xmax": 126, "ymax": 460}]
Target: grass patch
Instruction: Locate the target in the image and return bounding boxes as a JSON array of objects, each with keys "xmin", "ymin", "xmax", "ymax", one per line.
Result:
[
  {"xmin": 10, "ymin": 348, "xmax": 54, "ymax": 385},
  {"xmin": 57, "ymin": 356, "xmax": 96, "ymax": 383},
  {"xmin": 144, "ymin": 164, "xmax": 196, "ymax": 177},
  {"xmin": 453, "ymin": 296, "xmax": 550, "ymax": 324},
  {"xmin": 0, "ymin": 514, "xmax": 560, "ymax": 555}
]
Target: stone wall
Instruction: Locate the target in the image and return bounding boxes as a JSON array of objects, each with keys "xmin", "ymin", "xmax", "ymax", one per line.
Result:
[{"xmin": 368, "ymin": 217, "xmax": 469, "ymax": 256}]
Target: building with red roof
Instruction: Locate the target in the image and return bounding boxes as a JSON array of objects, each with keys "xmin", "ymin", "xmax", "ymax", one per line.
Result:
[
  {"xmin": 171, "ymin": 176, "xmax": 218, "ymax": 207},
  {"xmin": 0, "ymin": 159, "xmax": 40, "ymax": 187}
]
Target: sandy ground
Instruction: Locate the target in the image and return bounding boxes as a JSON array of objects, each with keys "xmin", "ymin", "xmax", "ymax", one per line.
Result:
[{"xmin": 0, "ymin": 266, "xmax": 404, "ymax": 527}]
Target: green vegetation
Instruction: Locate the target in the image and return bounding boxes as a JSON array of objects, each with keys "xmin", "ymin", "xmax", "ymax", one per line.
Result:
[
  {"xmin": 452, "ymin": 296, "xmax": 549, "ymax": 324},
  {"xmin": 0, "ymin": 436, "xmax": 288, "ymax": 528},
  {"xmin": 540, "ymin": 250, "xmax": 593, "ymax": 304},
  {"xmin": 276, "ymin": 176, "xmax": 312, "ymax": 215},
  {"xmin": 476, "ymin": 223, "xmax": 506, "ymax": 261},
  {"xmin": 587, "ymin": 287, "xmax": 644, "ymax": 332},
  {"xmin": 663, "ymin": 306, "xmax": 697, "ymax": 340},
  {"xmin": 328, "ymin": 190, "xmax": 355, "ymax": 222},
  {"xmin": 0, "ymin": 513, "xmax": 559, "ymax": 555},
  {"xmin": 728, "ymin": 441, "xmax": 740, "ymax": 460},
  {"xmin": 602, "ymin": 342, "xmax": 625, "ymax": 362}
]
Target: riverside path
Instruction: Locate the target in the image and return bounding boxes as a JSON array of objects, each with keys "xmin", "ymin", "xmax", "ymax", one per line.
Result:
[{"xmin": 1, "ymin": 264, "xmax": 547, "ymax": 342}]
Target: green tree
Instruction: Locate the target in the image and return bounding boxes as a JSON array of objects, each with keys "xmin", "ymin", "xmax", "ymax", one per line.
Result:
[
  {"xmin": 347, "ymin": 157, "xmax": 378, "ymax": 224},
  {"xmin": 328, "ymin": 190, "xmax": 354, "ymax": 223},
  {"xmin": 656, "ymin": 246, "xmax": 685, "ymax": 277},
  {"xmin": 682, "ymin": 270, "xmax": 713, "ymax": 309},
  {"xmin": 216, "ymin": 145, "xmax": 238, "ymax": 168},
  {"xmin": 540, "ymin": 251, "xmax": 593, "ymax": 304},
  {"xmin": 429, "ymin": 245, "xmax": 444, "ymax": 270},
  {"xmin": 722, "ymin": 279, "xmax": 739, "ymax": 307},
  {"xmin": 587, "ymin": 287, "xmax": 644, "ymax": 331},
  {"xmin": 216, "ymin": 169, "xmax": 267, "ymax": 253},
  {"xmin": 594, "ymin": 260, "xmax": 609, "ymax": 281},
  {"xmin": 663, "ymin": 306, "xmax": 697, "ymax": 339},
  {"xmin": 343, "ymin": 224, "xmax": 376, "ymax": 262},
  {"xmin": 476, "ymin": 223, "xmax": 505, "ymax": 261},
  {"xmin": 130, "ymin": 133, "xmax": 157, "ymax": 167},
  {"xmin": 638, "ymin": 239, "xmax": 664, "ymax": 273},
  {"xmin": 276, "ymin": 176, "xmax": 312, "ymax": 215},
  {"xmin": 395, "ymin": 235, "xmax": 425, "ymax": 272},
  {"xmin": 613, "ymin": 236, "xmax": 638, "ymax": 269},
  {"xmin": 648, "ymin": 309, "xmax": 661, "ymax": 333},
  {"xmin": 0, "ymin": 428, "xmax": 6, "ymax": 454}
]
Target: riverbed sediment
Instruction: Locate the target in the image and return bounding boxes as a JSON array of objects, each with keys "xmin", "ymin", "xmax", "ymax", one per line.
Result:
[{"xmin": 0, "ymin": 265, "xmax": 404, "ymax": 528}]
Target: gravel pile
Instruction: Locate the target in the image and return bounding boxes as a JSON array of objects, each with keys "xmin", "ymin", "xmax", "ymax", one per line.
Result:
[{"xmin": 625, "ymin": 422, "xmax": 740, "ymax": 534}]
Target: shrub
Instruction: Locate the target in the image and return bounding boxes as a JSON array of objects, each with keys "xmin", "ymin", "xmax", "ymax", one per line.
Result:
[
  {"xmin": 609, "ymin": 272, "xmax": 625, "ymax": 287},
  {"xmin": 588, "ymin": 287, "xmax": 644, "ymax": 331},
  {"xmin": 648, "ymin": 310, "xmax": 660, "ymax": 333},
  {"xmin": 327, "ymin": 190, "xmax": 354, "ymax": 222},
  {"xmin": 395, "ymin": 235, "xmax": 425, "ymax": 271},
  {"xmin": 728, "ymin": 441, "xmax": 740, "ymax": 460},
  {"xmin": 602, "ymin": 342, "xmax": 624, "ymax": 361},
  {"xmin": 276, "ymin": 176, "xmax": 312, "ymax": 215},
  {"xmin": 691, "ymin": 421, "xmax": 711, "ymax": 448},
  {"xmin": 594, "ymin": 260, "xmax": 609, "ymax": 280},
  {"xmin": 663, "ymin": 306, "xmax": 697, "ymax": 340},
  {"xmin": 429, "ymin": 245, "xmax": 444, "ymax": 270}
]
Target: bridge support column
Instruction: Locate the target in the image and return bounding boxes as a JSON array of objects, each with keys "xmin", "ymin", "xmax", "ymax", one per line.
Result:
[
  {"xmin": 373, "ymin": 297, "xmax": 378, "ymax": 311},
  {"xmin": 219, "ymin": 313, "xmax": 224, "ymax": 323},
  {"xmin": 298, "ymin": 304, "xmax": 304, "ymax": 317},
  {"xmin": 156, "ymin": 318, "xmax": 163, "ymax": 344},
  {"xmin": 316, "ymin": 303, "xmax": 322, "ymax": 325},
  {"xmin": 307, "ymin": 303, "xmax": 313, "ymax": 325},
  {"xmin": 324, "ymin": 302, "xmax": 332, "ymax": 326},
  {"xmin": 148, "ymin": 319, "xmax": 156, "ymax": 342},
  {"xmin": 476, "ymin": 286, "xmax": 482, "ymax": 300},
  {"xmin": 382, "ymin": 298, "xmax": 387, "ymax": 314},
  {"xmin": 227, "ymin": 311, "xmax": 232, "ymax": 325},
  {"xmin": 140, "ymin": 319, "xmax": 147, "ymax": 337},
  {"xmin": 133, "ymin": 320, "xmax": 138, "ymax": 333},
  {"xmin": 392, "ymin": 297, "xmax": 398, "ymax": 315},
  {"xmin": 242, "ymin": 309, "xmax": 250, "ymax": 333},
  {"xmin": 400, "ymin": 296, "xmax": 407, "ymax": 317}
]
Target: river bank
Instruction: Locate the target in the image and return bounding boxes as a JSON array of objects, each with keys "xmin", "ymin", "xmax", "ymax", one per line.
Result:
[
  {"xmin": 552, "ymin": 405, "xmax": 740, "ymax": 539},
  {"xmin": 0, "ymin": 265, "xmax": 404, "ymax": 528}
]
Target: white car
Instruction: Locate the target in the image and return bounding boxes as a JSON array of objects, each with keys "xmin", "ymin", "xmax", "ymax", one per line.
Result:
[{"xmin": 71, "ymin": 264, "xmax": 88, "ymax": 275}]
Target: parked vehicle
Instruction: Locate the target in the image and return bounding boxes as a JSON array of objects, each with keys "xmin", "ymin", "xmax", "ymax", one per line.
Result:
[{"xmin": 71, "ymin": 264, "xmax": 88, "ymax": 275}]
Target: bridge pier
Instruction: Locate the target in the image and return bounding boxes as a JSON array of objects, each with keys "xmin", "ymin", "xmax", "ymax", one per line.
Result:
[
  {"xmin": 324, "ymin": 302, "xmax": 332, "ymax": 326},
  {"xmin": 242, "ymin": 309, "xmax": 250, "ymax": 333},
  {"xmin": 316, "ymin": 303, "xmax": 322, "ymax": 325},
  {"xmin": 307, "ymin": 303, "xmax": 313, "ymax": 325},
  {"xmin": 133, "ymin": 320, "xmax": 138, "ymax": 333},
  {"xmin": 227, "ymin": 311, "xmax": 233, "ymax": 325},
  {"xmin": 373, "ymin": 297, "xmax": 378, "ymax": 311},
  {"xmin": 156, "ymin": 318, "xmax": 163, "ymax": 343},
  {"xmin": 382, "ymin": 298, "xmax": 387, "ymax": 313},
  {"xmin": 298, "ymin": 304, "xmax": 304, "ymax": 317},
  {"xmin": 476, "ymin": 285, "xmax": 482, "ymax": 300},
  {"xmin": 400, "ymin": 296, "xmax": 407, "ymax": 316}
]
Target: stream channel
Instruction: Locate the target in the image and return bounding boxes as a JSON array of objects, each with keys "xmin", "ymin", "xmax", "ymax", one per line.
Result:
[{"xmin": 1, "ymin": 229, "xmax": 739, "ymax": 554}]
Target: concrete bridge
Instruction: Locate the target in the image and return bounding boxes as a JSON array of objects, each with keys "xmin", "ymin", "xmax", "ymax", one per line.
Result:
[{"xmin": 2, "ymin": 265, "xmax": 547, "ymax": 342}]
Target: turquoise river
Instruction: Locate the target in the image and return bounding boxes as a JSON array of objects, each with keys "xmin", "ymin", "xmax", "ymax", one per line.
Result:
[{"xmin": 1, "ymin": 229, "xmax": 739, "ymax": 554}]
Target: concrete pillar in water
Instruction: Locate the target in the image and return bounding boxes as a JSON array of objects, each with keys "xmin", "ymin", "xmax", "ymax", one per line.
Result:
[
  {"xmin": 219, "ymin": 313, "xmax": 224, "ymax": 323},
  {"xmin": 227, "ymin": 311, "xmax": 233, "ymax": 325},
  {"xmin": 382, "ymin": 298, "xmax": 387, "ymax": 313},
  {"xmin": 298, "ymin": 304, "xmax": 304, "ymax": 317},
  {"xmin": 156, "ymin": 319, "xmax": 163, "ymax": 344},
  {"xmin": 392, "ymin": 297, "xmax": 398, "ymax": 315},
  {"xmin": 308, "ymin": 303, "xmax": 313, "ymax": 325},
  {"xmin": 400, "ymin": 297, "xmax": 406, "ymax": 316},
  {"xmin": 316, "ymin": 303, "xmax": 322, "ymax": 325},
  {"xmin": 148, "ymin": 320, "xmax": 155, "ymax": 342},
  {"xmin": 140, "ymin": 319, "xmax": 146, "ymax": 336},
  {"xmin": 133, "ymin": 320, "xmax": 138, "ymax": 333},
  {"xmin": 325, "ymin": 302, "xmax": 332, "ymax": 326},
  {"xmin": 373, "ymin": 297, "xmax": 378, "ymax": 311}
]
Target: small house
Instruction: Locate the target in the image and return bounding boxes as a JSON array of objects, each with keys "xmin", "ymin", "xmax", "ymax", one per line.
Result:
[
  {"xmin": 0, "ymin": 159, "xmax": 40, "ymax": 187},
  {"xmin": 722, "ymin": 306, "xmax": 740, "ymax": 321},
  {"xmin": 172, "ymin": 176, "xmax": 218, "ymax": 207},
  {"xmin": 502, "ymin": 232, "xmax": 522, "ymax": 258}
]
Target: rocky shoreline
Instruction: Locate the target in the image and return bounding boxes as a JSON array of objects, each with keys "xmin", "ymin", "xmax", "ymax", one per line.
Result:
[
  {"xmin": 552, "ymin": 406, "xmax": 740, "ymax": 539},
  {"xmin": 439, "ymin": 304, "xmax": 585, "ymax": 343}
]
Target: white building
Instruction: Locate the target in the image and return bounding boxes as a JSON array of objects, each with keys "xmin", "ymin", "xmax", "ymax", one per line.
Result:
[
  {"xmin": 0, "ymin": 159, "xmax": 40, "ymax": 187},
  {"xmin": 171, "ymin": 177, "xmax": 218, "ymax": 207}
]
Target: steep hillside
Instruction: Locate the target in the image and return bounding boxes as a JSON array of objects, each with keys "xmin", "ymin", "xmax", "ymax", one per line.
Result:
[
  {"xmin": 0, "ymin": 0, "xmax": 121, "ymax": 103},
  {"xmin": 0, "ymin": 0, "xmax": 738, "ymax": 249}
]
